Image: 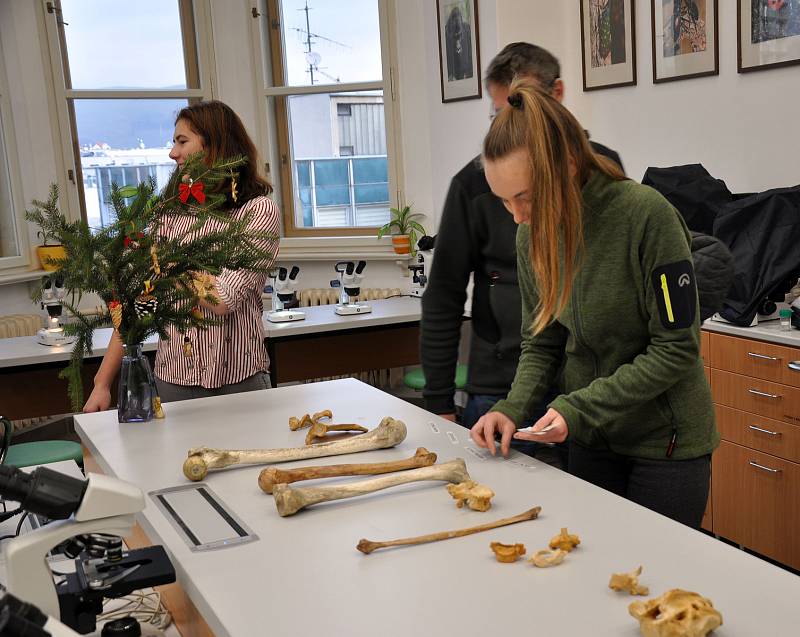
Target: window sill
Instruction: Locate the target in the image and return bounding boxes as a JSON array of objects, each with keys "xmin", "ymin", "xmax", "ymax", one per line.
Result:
[
  {"xmin": 277, "ymin": 236, "xmax": 411, "ymax": 262},
  {"xmin": 0, "ymin": 269, "xmax": 49, "ymax": 287}
]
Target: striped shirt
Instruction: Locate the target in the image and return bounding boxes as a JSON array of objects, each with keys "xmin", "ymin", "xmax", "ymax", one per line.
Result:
[{"xmin": 155, "ymin": 195, "xmax": 280, "ymax": 388}]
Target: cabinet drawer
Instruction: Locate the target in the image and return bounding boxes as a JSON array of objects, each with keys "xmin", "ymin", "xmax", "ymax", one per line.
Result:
[
  {"xmin": 700, "ymin": 330, "xmax": 710, "ymax": 366},
  {"xmin": 712, "ymin": 440, "xmax": 800, "ymax": 570},
  {"xmin": 715, "ymin": 404, "xmax": 800, "ymax": 463},
  {"xmin": 711, "ymin": 369, "xmax": 800, "ymax": 427},
  {"xmin": 704, "ymin": 365, "xmax": 711, "ymax": 385},
  {"xmin": 710, "ymin": 333, "xmax": 800, "ymax": 388}
]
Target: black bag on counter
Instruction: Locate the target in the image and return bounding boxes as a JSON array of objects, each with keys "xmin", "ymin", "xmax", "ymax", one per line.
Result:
[
  {"xmin": 713, "ymin": 185, "xmax": 800, "ymax": 326},
  {"xmin": 642, "ymin": 164, "xmax": 733, "ymax": 235}
]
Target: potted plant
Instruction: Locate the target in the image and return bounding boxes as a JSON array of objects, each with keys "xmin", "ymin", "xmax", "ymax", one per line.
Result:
[
  {"xmin": 25, "ymin": 184, "xmax": 68, "ymax": 271},
  {"xmin": 377, "ymin": 204, "xmax": 427, "ymax": 256}
]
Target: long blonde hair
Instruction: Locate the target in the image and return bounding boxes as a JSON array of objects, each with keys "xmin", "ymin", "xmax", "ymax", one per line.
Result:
[{"xmin": 482, "ymin": 79, "xmax": 625, "ymax": 334}]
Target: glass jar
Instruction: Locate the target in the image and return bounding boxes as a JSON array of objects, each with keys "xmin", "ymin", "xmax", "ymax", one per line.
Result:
[{"xmin": 117, "ymin": 343, "xmax": 157, "ymax": 423}]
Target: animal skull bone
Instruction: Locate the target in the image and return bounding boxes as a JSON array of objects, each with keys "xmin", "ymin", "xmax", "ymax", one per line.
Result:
[
  {"xmin": 272, "ymin": 458, "xmax": 470, "ymax": 516},
  {"xmin": 628, "ymin": 589, "xmax": 723, "ymax": 637},
  {"xmin": 183, "ymin": 416, "xmax": 406, "ymax": 481}
]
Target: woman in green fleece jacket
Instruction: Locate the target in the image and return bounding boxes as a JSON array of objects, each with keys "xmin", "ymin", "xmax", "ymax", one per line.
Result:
[{"xmin": 470, "ymin": 81, "xmax": 719, "ymax": 528}]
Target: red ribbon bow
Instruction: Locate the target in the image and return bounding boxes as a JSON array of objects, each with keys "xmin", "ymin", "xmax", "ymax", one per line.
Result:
[{"xmin": 179, "ymin": 181, "xmax": 205, "ymax": 204}]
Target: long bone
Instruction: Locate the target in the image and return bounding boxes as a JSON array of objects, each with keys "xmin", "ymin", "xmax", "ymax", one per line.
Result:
[
  {"xmin": 183, "ymin": 416, "xmax": 407, "ymax": 481},
  {"xmin": 272, "ymin": 458, "xmax": 470, "ymax": 517},
  {"xmin": 258, "ymin": 447, "xmax": 437, "ymax": 493},
  {"xmin": 357, "ymin": 506, "xmax": 542, "ymax": 554}
]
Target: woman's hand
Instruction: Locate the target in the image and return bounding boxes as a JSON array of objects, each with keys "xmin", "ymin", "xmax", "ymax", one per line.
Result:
[
  {"xmin": 513, "ymin": 408, "xmax": 569, "ymax": 444},
  {"xmin": 470, "ymin": 411, "xmax": 517, "ymax": 457},
  {"xmin": 83, "ymin": 385, "xmax": 112, "ymax": 413}
]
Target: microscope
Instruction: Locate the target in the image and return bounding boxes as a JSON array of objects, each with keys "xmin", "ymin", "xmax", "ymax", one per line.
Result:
[
  {"xmin": 0, "ymin": 464, "xmax": 175, "ymax": 634},
  {"xmin": 266, "ymin": 266, "xmax": 306, "ymax": 323},
  {"xmin": 408, "ymin": 235, "xmax": 435, "ymax": 298},
  {"xmin": 37, "ymin": 274, "xmax": 76, "ymax": 347},
  {"xmin": 331, "ymin": 261, "xmax": 372, "ymax": 315}
]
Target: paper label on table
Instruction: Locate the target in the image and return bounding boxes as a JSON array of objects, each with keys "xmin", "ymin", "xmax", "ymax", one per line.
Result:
[
  {"xmin": 428, "ymin": 421, "xmax": 440, "ymax": 434},
  {"xmin": 464, "ymin": 445, "xmax": 487, "ymax": 461},
  {"xmin": 446, "ymin": 431, "xmax": 459, "ymax": 444}
]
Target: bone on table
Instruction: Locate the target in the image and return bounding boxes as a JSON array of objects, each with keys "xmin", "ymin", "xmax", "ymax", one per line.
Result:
[
  {"xmin": 357, "ymin": 506, "xmax": 542, "ymax": 554},
  {"xmin": 182, "ymin": 416, "xmax": 407, "ymax": 481},
  {"xmin": 258, "ymin": 447, "xmax": 437, "ymax": 493},
  {"xmin": 305, "ymin": 421, "xmax": 369, "ymax": 445},
  {"xmin": 272, "ymin": 458, "xmax": 470, "ymax": 517}
]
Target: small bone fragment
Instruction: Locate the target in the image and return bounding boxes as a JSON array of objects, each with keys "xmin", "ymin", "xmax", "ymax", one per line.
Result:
[
  {"xmin": 490, "ymin": 542, "xmax": 526, "ymax": 563},
  {"xmin": 305, "ymin": 421, "xmax": 369, "ymax": 445},
  {"xmin": 183, "ymin": 417, "xmax": 407, "ymax": 481},
  {"xmin": 447, "ymin": 480, "xmax": 495, "ymax": 511},
  {"xmin": 357, "ymin": 506, "xmax": 542, "ymax": 554},
  {"xmin": 629, "ymin": 589, "xmax": 722, "ymax": 637},
  {"xmin": 273, "ymin": 458, "xmax": 470, "ymax": 516},
  {"xmin": 609, "ymin": 565, "xmax": 650, "ymax": 596},
  {"xmin": 258, "ymin": 447, "xmax": 437, "ymax": 493},
  {"xmin": 548, "ymin": 527, "xmax": 580, "ymax": 552},
  {"xmin": 289, "ymin": 414, "xmax": 313, "ymax": 431},
  {"xmin": 529, "ymin": 549, "xmax": 567, "ymax": 567}
]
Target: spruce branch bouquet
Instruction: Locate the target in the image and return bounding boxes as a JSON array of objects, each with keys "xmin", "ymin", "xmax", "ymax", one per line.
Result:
[{"xmin": 48, "ymin": 153, "xmax": 276, "ymax": 410}]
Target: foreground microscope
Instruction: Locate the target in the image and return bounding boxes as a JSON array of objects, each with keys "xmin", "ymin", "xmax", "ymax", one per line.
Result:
[
  {"xmin": 331, "ymin": 261, "xmax": 372, "ymax": 315},
  {"xmin": 0, "ymin": 464, "xmax": 175, "ymax": 634},
  {"xmin": 266, "ymin": 265, "xmax": 306, "ymax": 323},
  {"xmin": 37, "ymin": 274, "xmax": 75, "ymax": 347}
]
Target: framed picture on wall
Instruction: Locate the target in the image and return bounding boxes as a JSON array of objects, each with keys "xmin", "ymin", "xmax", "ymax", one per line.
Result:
[
  {"xmin": 738, "ymin": 0, "xmax": 800, "ymax": 72},
  {"xmin": 580, "ymin": 0, "xmax": 637, "ymax": 90},
  {"xmin": 436, "ymin": 0, "xmax": 482, "ymax": 102},
  {"xmin": 651, "ymin": 1, "xmax": 719, "ymax": 83}
]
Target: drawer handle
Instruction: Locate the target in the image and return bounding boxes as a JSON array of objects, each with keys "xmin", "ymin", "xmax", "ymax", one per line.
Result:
[
  {"xmin": 747, "ymin": 388, "xmax": 781, "ymax": 399},
  {"xmin": 749, "ymin": 460, "xmax": 781, "ymax": 474},
  {"xmin": 748, "ymin": 425, "xmax": 781, "ymax": 437},
  {"xmin": 789, "ymin": 361, "xmax": 800, "ymax": 372},
  {"xmin": 747, "ymin": 351, "xmax": 780, "ymax": 361}
]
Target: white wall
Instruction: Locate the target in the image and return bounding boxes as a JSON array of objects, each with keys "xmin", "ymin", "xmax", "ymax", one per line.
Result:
[{"xmin": 496, "ymin": 0, "xmax": 800, "ymax": 193}]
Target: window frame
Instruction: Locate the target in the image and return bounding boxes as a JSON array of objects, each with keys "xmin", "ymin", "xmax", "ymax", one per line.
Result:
[
  {"xmin": 256, "ymin": 0, "xmax": 402, "ymax": 238},
  {"xmin": 0, "ymin": 31, "xmax": 31, "ymax": 272},
  {"xmin": 41, "ymin": 0, "xmax": 216, "ymax": 224}
]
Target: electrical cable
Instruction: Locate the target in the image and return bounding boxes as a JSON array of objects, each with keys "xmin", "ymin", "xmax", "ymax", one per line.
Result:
[
  {"xmin": 98, "ymin": 590, "xmax": 172, "ymax": 631},
  {"xmin": 0, "ymin": 512, "xmax": 28, "ymax": 542}
]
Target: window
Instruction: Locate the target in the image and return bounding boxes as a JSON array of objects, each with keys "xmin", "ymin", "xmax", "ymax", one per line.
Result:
[
  {"xmin": 44, "ymin": 0, "xmax": 210, "ymax": 228},
  {"xmin": 0, "ymin": 33, "xmax": 26, "ymax": 269},
  {"xmin": 258, "ymin": 0, "xmax": 399, "ymax": 236}
]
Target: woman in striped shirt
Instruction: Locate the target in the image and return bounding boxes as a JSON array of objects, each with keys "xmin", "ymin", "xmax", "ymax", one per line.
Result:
[{"xmin": 83, "ymin": 101, "xmax": 280, "ymax": 410}]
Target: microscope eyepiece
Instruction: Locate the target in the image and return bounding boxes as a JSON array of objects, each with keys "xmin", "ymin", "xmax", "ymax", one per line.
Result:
[{"xmin": 0, "ymin": 465, "xmax": 87, "ymax": 520}]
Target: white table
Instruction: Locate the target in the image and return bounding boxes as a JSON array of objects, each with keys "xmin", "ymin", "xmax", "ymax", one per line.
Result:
[
  {"xmin": 263, "ymin": 296, "xmax": 422, "ymax": 385},
  {"xmin": 75, "ymin": 379, "xmax": 799, "ymax": 637}
]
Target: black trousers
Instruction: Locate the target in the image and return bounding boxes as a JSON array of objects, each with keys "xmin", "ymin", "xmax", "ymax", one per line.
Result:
[{"xmin": 568, "ymin": 441, "xmax": 711, "ymax": 529}]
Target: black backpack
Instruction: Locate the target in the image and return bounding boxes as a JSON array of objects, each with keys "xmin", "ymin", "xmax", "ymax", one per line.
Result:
[{"xmin": 690, "ymin": 231, "xmax": 733, "ymax": 321}]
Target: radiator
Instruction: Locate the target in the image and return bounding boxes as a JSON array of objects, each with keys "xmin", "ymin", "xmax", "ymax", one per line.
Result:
[
  {"xmin": 0, "ymin": 314, "xmax": 43, "ymax": 339},
  {"xmin": 297, "ymin": 287, "xmax": 401, "ymax": 307}
]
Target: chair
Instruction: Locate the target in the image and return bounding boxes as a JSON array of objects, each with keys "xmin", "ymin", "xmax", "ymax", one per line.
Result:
[
  {"xmin": 403, "ymin": 364, "xmax": 468, "ymax": 392},
  {"xmin": 0, "ymin": 416, "xmax": 83, "ymax": 469}
]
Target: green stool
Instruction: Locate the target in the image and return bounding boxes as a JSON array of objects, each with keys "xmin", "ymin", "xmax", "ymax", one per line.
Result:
[
  {"xmin": 5, "ymin": 440, "xmax": 84, "ymax": 469},
  {"xmin": 403, "ymin": 364, "xmax": 468, "ymax": 391}
]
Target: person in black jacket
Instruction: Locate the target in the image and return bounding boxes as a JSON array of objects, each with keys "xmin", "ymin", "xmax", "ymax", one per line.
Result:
[{"xmin": 421, "ymin": 42, "xmax": 623, "ymax": 458}]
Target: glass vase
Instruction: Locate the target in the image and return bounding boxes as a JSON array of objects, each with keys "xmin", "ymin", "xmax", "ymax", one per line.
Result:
[{"xmin": 117, "ymin": 343, "xmax": 157, "ymax": 423}]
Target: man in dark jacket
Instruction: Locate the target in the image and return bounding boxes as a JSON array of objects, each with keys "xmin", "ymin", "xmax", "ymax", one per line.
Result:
[{"xmin": 421, "ymin": 43, "xmax": 623, "ymax": 448}]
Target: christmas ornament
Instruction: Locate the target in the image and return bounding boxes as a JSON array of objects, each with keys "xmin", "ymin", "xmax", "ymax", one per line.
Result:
[
  {"xmin": 179, "ymin": 179, "xmax": 206, "ymax": 204},
  {"xmin": 230, "ymin": 173, "xmax": 239, "ymax": 203},
  {"xmin": 150, "ymin": 245, "xmax": 162, "ymax": 278},
  {"xmin": 183, "ymin": 335, "xmax": 193, "ymax": 357},
  {"xmin": 191, "ymin": 272, "xmax": 215, "ymax": 300},
  {"xmin": 108, "ymin": 300, "xmax": 122, "ymax": 330},
  {"xmin": 152, "ymin": 396, "xmax": 165, "ymax": 419},
  {"xmin": 191, "ymin": 305, "xmax": 204, "ymax": 321},
  {"xmin": 123, "ymin": 231, "xmax": 145, "ymax": 249},
  {"xmin": 134, "ymin": 294, "xmax": 158, "ymax": 318}
]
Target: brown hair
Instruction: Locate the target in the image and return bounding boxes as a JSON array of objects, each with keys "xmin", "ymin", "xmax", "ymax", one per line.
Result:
[
  {"xmin": 484, "ymin": 42, "xmax": 560, "ymax": 89},
  {"xmin": 482, "ymin": 79, "xmax": 625, "ymax": 334},
  {"xmin": 175, "ymin": 100, "xmax": 272, "ymax": 203}
]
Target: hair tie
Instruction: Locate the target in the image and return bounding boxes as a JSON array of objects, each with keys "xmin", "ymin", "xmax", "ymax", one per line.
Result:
[{"xmin": 507, "ymin": 93, "xmax": 523, "ymax": 109}]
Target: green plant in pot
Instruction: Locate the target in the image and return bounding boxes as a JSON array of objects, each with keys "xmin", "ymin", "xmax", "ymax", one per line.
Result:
[
  {"xmin": 25, "ymin": 184, "xmax": 69, "ymax": 271},
  {"xmin": 377, "ymin": 205, "xmax": 427, "ymax": 256}
]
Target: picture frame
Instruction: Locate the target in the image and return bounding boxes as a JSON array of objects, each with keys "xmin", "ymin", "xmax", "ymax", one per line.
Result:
[
  {"xmin": 738, "ymin": 0, "xmax": 800, "ymax": 73},
  {"xmin": 580, "ymin": 0, "xmax": 637, "ymax": 91},
  {"xmin": 651, "ymin": 0, "xmax": 719, "ymax": 83},
  {"xmin": 436, "ymin": 0, "xmax": 482, "ymax": 103}
]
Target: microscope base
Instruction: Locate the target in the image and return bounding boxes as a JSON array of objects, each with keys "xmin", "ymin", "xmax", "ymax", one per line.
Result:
[
  {"xmin": 335, "ymin": 303, "xmax": 372, "ymax": 316},
  {"xmin": 37, "ymin": 328, "xmax": 76, "ymax": 347},
  {"xmin": 267, "ymin": 309, "xmax": 306, "ymax": 323}
]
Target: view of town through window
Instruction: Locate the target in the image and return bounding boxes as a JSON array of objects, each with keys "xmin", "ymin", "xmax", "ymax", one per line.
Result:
[
  {"xmin": 57, "ymin": 0, "xmax": 194, "ymax": 228},
  {"xmin": 272, "ymin": 0, "xmax": 391, "ymax": 231}
]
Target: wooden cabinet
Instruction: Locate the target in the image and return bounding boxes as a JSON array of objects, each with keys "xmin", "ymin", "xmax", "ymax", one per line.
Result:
[{"xmin": 705, "ymin": 328, "xmax": 800, "ymax": 570}]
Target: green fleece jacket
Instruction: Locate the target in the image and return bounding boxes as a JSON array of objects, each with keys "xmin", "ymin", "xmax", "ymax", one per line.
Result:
[{"xmin": 491, "ymin": 171, "xmax": 719, "ymax": 460}]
